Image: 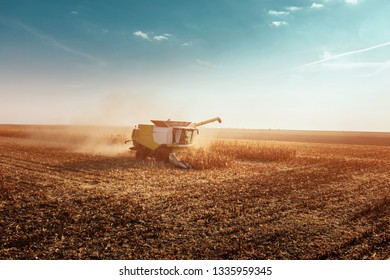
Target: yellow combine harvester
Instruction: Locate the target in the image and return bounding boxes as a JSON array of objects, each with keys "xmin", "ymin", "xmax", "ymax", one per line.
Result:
[{"xmin": 129, "ymin": 117, "xmax": 222, "ymax": 168}]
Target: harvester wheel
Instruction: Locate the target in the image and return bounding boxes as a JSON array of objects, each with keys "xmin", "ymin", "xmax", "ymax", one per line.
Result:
[
  {"xmin": 135, "ymin": 149, "xmax": 147, "ymax": 160},
  {"xmin": 154, "ymin": 147, "xmax": 170, "ymax": 162}
]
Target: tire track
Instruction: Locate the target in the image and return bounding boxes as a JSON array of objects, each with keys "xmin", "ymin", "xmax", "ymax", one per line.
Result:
[{"xmin": 0, "ymin": 156, "xmax": 97, "ymax": 187}]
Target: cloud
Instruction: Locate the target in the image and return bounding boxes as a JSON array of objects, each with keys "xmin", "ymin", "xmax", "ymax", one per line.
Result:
[
  {"xmin": 71, "ymin": 11, "xmax": 79, "ymax": 15},
  {"xmin": 286, "ymin": 6, "xmax": 303, "ymax": 12},
  {"xmin": 133, "ymin": 30, "xmax": 150, "ymax": 40},
  {"xmin": 271, "ymin": 21, "xmax": 288, "ymax": 27},
  {"xmin": 296, "ymin": 41, "xmax": 390, "ymax": 69},
  {"xmin": 133, "ymin": 31, "xmax": 172, "ymax": 42},
  {"xmin": 182, "ymin": 42, "xmax": 192, "ymax": 47},
  {"xmin": 153, "ymin": 35, "xmax": 168, "ymax": 41},
  {"xmin": 311, "ymin": 3, "xmax": 324, "ymax": 9},
  {"xmin": 268, "ymin": 10, "xmax": 289, "ymax": 16},
  {"xmin": 345, "ymin": 0, "xmax": 358, "ymax": 4},
  {"xmin": 322, "ymin": 51, "xmax": 332, "ymax": 59}
]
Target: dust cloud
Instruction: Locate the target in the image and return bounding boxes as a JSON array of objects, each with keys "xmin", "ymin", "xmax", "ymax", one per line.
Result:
[
  {"xmin": 71, "ymin": 91, "xmax": 191, "ymax": 127},
  {"xmin": 1, "ymin": 124, "xmax": 132, "ymax": 156},
  {"xmin": 1, "ymin": 90, "xmax": 219, "ymax": 155},
  {"xmin": 2, "ymin": 91, "xmax": 165, "ymax": 155}
]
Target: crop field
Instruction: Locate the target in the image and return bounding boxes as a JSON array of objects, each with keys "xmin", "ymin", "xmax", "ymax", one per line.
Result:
[{"xmin": 1, "ymin": 125, "xmax": 390, "ymax": 260}]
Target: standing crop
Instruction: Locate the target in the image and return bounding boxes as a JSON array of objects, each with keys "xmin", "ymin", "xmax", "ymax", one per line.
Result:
[{"xmin": 181, "ymin": 140, "xmax": 296, "ymax": 169}]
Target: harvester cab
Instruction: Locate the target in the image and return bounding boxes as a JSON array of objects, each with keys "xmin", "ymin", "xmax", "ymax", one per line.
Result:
[{"xmin": 130, "ymin": 117, "xmax": 222, "ymax": 168}]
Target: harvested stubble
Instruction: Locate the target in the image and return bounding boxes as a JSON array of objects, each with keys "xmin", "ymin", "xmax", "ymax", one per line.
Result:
[{"xmin": 1, "ymin": 125, "xmax": 390, "ymax": 260}]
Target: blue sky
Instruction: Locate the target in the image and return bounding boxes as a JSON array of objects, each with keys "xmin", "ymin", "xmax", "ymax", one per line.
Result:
[{"xmin": 1, "ymin": 0, "xmax": 390, "ymax": 131}]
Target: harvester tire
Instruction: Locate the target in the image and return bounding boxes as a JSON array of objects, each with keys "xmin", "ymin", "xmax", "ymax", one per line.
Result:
[
  {"xmin": 154, "ymin": 147, "xmax": 170, "ymax": 162},
  {"xmin": 135, "ymin": 149, "xmax": 147, "ymax": 160}
]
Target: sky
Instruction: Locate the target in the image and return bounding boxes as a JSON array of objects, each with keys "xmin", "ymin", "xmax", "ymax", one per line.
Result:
[{"xmin": 1, "ymin": 0, "xmax": 390, "ymax": 131}]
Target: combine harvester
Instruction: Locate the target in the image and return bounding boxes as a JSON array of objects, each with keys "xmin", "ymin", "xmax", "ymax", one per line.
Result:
[{"xmin": 129, "ymin": 117, "xmax": 222, "ymax": 168}]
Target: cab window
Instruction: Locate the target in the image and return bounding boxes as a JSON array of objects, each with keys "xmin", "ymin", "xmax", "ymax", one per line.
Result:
[{"xmin": 173, "ymin": 129, "xmax": 193, "ymax": 144}]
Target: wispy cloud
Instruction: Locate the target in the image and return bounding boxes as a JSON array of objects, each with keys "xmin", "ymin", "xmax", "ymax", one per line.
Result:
[
  {"xmin": 1, "ymin": 17, "xmax": 104, "ymax": 65},
  {"xmin": 268, "ymin": 10, "xmax": 289, "ymax": 16},
  {"xmin": 345, "ymin": 0, "xmax": 358, "ymax": 4},
  {"xmin": 271, "ymin": 21, "xmax": 288, "ymax": 27},
  {"xmin": 133, "ymin": 30, "xmax": 171, "ymax": 42},
  {"xmin": 311, "ymin": 3, "xmax": 324, "ymax": 9},
  {"xmin": 286, "ymin": 6, "xmax": 303, "ymax": 12},
  {"xmin": 153, "ymin": 35, "xmax": 168, "ymax": 41},
  {"xmin": 297, "ymin": 41, "xmax": 390, "ymax": 69},
  {"xmin": 133, "ymin": 30, "xmax": 150, "ymax": 40},
  {"xmin": 71, "ymin": 11, "xmax": 79, "ymax": 16}
]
